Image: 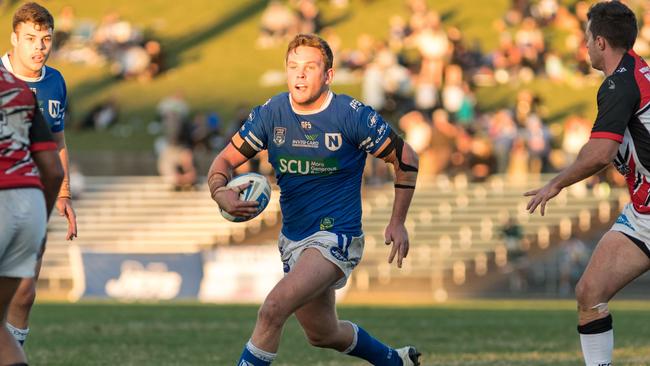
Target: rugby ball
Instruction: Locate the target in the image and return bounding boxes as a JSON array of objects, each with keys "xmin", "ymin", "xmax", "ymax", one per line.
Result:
[{"xmin": 220, "ymin": 173, "xmax": 272, "ymax": 222}]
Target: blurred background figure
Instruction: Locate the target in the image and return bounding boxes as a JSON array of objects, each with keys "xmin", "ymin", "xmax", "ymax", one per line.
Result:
[{"xmin": 156, "ymin": 92, "xmax": 197, "ymax": 190}]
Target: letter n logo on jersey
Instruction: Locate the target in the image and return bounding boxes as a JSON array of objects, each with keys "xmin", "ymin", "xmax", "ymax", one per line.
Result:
[
  {"xmin": 325, "ymin": 133, "xmax": 342, "ymax": 151},
  {"xmin": 273, "ymin": 127, "xmax": 286, "ymax": 146},
  {"xmin": 48, "ymin": 100, "xmax": 62, "ymax": 118}
]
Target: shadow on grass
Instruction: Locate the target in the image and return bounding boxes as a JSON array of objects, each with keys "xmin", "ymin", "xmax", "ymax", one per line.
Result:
[
  {"xmin": 164, "ymin": 0, "xmax": 268, "ymax": 69},
  {"xmin": 68, "ymin": 74, "xmax": 117, "ymax": 108}
]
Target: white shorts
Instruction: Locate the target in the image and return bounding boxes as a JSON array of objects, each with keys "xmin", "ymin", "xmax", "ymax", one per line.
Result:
[
  {"xmin": 0, "ymin": 188, "xmax": 46, "ymax": 278},
  {"xmin": 279, "ymin": 231, "xmax": 364, "ymax": 289},
  {"xmin": 611, "ymin": 203, "xmax": 650, "ymax": 258}
]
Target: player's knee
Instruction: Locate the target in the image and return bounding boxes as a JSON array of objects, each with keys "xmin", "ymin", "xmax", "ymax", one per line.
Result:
[
  {"xmin": 575, "ymin": 277, "xmax": 603, "ymax": 305},
  {"xmin": 257, "ymin": 297, "xmax": 289, "ymax": 329}
]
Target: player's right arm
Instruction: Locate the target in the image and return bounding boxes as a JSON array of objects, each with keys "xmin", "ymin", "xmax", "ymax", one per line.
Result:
[
  {"xmin": 526, "ymin": 73, "xmax": 637, "ymax": 215},
  {"xmin": 208, "ymin": 103, "xmax": 271, "ymax": 218},
  {"xmin": 207, "ymin": 143, "xmax": 259, "ymax": 217}
]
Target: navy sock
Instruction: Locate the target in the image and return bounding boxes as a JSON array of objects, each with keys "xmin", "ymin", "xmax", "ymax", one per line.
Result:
[
  {"xmin": 345, "ymin": 323, "xmax": 402, "ymax": 366},
  {"xmin": 236, "ymin": 340, "xmax": 275, "ymax": 366}
]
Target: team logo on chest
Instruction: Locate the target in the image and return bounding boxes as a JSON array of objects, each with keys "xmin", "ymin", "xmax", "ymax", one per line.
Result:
[
  {"xmin": 325, "ymin": 133, "xmax": 342, "ymax": 151},
  {"xmin": 273, "ymin": 127, "xmax": 287, "ymax": 146},
  {"xmin": 48, "ymin": 100, "xmax": 62, "ymax": 119}
]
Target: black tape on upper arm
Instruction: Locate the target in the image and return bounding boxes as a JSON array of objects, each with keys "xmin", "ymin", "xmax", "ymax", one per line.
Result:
[
  {"xmin": 394, "ymin": 137, "xmax": 418, "ymax": 172},
  {"xmin": 232, "ymin": 137, "xmax": 258, "ymax": 159}
]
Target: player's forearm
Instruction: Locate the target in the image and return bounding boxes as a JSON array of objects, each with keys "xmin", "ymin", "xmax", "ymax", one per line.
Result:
[
  {"xmin": 390, "ymin": 187, "xmax": 415, "ymax": 224},
  {"xmin": 57, "ymin": 145, "xmax": 72, "ymax": 198},
  {"xmin": 53, "ymin": 132, "xmax": 72, "ymax": 198},
  {"xmin": 208, "ymin": 154, "xmax": 238, "ymax": 200},
  {"xmin": 551, "ymin": 140, "xmax": 615, "ymax": 190},
  {"xmin": 208, "ymin": 142, "xmax": 254, "ymax": 200}
]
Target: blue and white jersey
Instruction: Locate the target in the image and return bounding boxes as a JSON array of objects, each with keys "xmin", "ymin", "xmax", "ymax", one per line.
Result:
[
  {"xmin": 232, "ymin": 91, "xmax": 395, "ymax": 241},
  {"xmin": 1, "ymin": 54, "xmax": 67, "ymax": 133}
]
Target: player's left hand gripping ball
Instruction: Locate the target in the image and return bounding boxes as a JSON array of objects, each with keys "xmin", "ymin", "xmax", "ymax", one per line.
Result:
[{"xmin": 220, "ymin": 173, "xmax": 272, "ymax": 222}]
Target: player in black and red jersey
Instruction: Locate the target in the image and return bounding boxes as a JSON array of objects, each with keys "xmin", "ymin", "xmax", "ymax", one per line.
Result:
[{"xmin": 526, "ymin": 2, "xmax": 650, "ymax": 365}]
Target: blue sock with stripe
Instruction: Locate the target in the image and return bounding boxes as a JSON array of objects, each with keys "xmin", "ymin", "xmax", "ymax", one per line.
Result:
[
  {"xmin": 237, "ymin": 340, "xmax": 276, "ymax": 366},
  {"xmin": 344, "ymin": 322, "xmax": 402, "ymax": 366}
]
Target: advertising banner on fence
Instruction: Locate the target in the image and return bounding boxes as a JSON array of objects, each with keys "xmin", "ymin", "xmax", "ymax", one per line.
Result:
[
  {"xmin": 70, "ymin": 247, "xmax": 203, "ymax": 301},
  {"xmin": 199, "ymin": 245, "xmax": 284, "ymax": 303}
]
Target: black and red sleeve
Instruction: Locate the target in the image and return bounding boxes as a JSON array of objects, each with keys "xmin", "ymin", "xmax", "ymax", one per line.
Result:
[{"xmin": 590, "ymin": 75, "xmax": 639, "ymax": 143}]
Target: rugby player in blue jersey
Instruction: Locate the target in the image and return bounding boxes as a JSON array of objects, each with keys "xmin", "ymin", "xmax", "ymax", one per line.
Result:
[
  {"xmin": 208, "ymin": 34, "xmax": 421, "ymax": 366},
  {"xmin": 1, "ymin": 2, "xmax": 77, "ymax": 346}
]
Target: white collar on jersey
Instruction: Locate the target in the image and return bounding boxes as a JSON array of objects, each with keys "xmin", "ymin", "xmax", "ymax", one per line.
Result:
[
  {"xmin": 1, "ymin": 53, "xmax": 46, "ymax": 82},
  {"xmin": 289, "ymin": 90, "xmax": 333, "ymax": 115}
]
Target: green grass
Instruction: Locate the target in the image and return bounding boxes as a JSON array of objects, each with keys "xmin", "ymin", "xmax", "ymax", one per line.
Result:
[{"xmin": 25, "ymin": 300, "xmax": 650, "ymax": 365}]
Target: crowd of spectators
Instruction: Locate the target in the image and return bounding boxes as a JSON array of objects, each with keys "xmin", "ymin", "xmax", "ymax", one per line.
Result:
[
  {"xmin": 66, "ymin": 1, "xmax": 650, "ymax": 189},
  {"xmin": 53, "ymin": 6, "xmax": 164, "ymax": 82},
  {"xmin": 254, "ymin": 0, "xmax": 650, "ymax": 184}
]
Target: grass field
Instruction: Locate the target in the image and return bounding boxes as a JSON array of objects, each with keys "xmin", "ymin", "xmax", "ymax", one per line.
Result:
[{"xmin": 25, "ymin": 300, "xmax": 650, "ymax": 365}]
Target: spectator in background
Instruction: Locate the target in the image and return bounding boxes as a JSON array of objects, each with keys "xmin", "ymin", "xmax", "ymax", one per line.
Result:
[
  {"xmin": 69, "ymin": 162, "xmax": 86, "ymax": 199},
  {"xmin": 376, "ymin": 44, "xmax": 413, "ymax": 115},
  {"xmin": 94, "ymin": 11, "xmax": 142, "ymax": 60},
  {"xmin": 144, "ymin": 40, "xmax": 164, "ymax": 78},
  {"xmin": 115, "ymin": 44, "xmax": 149, "ymax": 80},
  {"xmin": 500, "ymin": 217, "xmax": 529, "ymax": 292},
  {"xmin": 489, "ymin": 109, "xmax": 518, "ymax": 174},
  {"xmin": 561, "ymin": 114, "xmax": 591, "ymax": 165},
  {"xmin": 191, "ymin": 112, "xmax": 222, "ymax": 153},
  {"xmin": 455, "ymin": 82, "xmax": 476, "ymax": 128},
  {"xmin": 467, "ymin": 133, "xmax": 495, "ymax": 181},
  {"xmin": 53, "ymin": 5, "xmax": 75, "ymax": 49},
  {"xmin": 407, "ymin": 10, "xmax": 450, "ymax": 88},
  {"xmin": 80, "ymin": 98, "xmax": 119, "ymax": 130},
  {"xmin": 430, "ymin": 108, "xmax": 457, "ymax": 175},
  {"xmin": 361, "ymin": 57, "xmax": 386, "ymax": 112},
  {"xmin": 341, "ymin": 33, "xmax": 376, "ymax": 71},
  {"xmin": 296, "ymin": 0, "xmax": 321, "ymax": 34},
  {"xmin": 524, "ymin": 114, "xmax": 551, "ymax": 174},
  {"xmin": 388, "ymin": 15, "xmax": 408, "ymax": 50},
  {"xmin": 399, "ymin": 111, "xmax": 434, "ymax": 175},
  {"xmin": 515, "ymin": 17, "xmax": 545, "ymax": 74},
  {"xmin": 544, "ymin": 51, "xmax": 564, "ymax": 81},
  {"xmin": 441, "ymin": 64, "xmax": 466, "ymax": 120},
  {"xmin": 413, "ymin": 71, "xmax": 437, "ymax": 116},
  {"xmin": 507, "ymin": 136, "xmax": 529, "ymax": 182},
  {"xmin": 558, "ymin": 236, "xmax": 589, "ymax": 296},
  {"xmin": 156, "ymin": 92, "xmax": 196, "ymax": 190},
  {"xmin": 258, "ymin": 0, "xmax": 298, "ymax": 48},
  {"xmin": 635, "ymin": 10, "xmax": 650, "ymax": 57},
  {"xmin": 406, "ymin": 0, "xmax": 429, "ymax": 16},
  {"xmin": 513, "ymin": 90, "xmax": 540, "ymax": 126}
]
